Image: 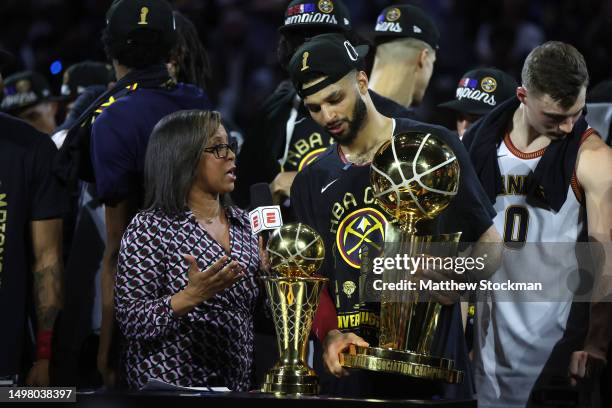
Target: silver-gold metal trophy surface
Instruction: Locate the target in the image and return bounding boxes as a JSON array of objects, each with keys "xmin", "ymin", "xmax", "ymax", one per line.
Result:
[
  {"xmin": 338, "ymin": 131, "xmax": 464, "ymax": 383},
  {"xmin": 260, "ymin": 223, "xmax": 328, "ymax": 395}
]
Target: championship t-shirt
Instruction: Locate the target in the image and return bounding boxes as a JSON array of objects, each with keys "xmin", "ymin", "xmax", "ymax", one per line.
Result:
[
  {"xmin": 0, "ymin": 113, "xmax": 67, "ymax": 377},
  {"xmin": 291, "ymin": 117, "xmax": 495, "ymax": 398}
]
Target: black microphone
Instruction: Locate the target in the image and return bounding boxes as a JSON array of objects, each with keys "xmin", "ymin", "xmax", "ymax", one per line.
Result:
[
  {"xmin": 250, "ymin": 182, "xmax": 273, "ymax": 210},
  {"xmin": 249, "ymin": 183, "xmax": 283, "ymax": 239}
]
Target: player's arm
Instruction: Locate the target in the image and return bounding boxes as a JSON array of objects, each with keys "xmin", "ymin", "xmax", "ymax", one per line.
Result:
[
  {"xmin": 569, "ymin": 135, "xmax": 612, "ymax": 385},
  {"xmin": 98, "ymin": 196, "xmax": 138, "ymax": 387},
  {"xmin": 27, "ymin": 218, "xmax": 64, "ymax": 386},
  {"xmin": 467, "ymin": 224, "xmax": 503, "ymax": 281}
]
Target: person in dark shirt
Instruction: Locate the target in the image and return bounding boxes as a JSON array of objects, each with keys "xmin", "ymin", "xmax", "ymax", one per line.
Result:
[
  {"xmin": 369, "ymin": 4, "xmax": 439, "ymax": 110},
  {"xmin": 234, "ymin": 0, "xmax": 411, "ymax": 212},
  {"xmin": 0, "ymin": 112, "xmax": 66, "ymax": 386},
  {"xmin": 90, "ymin": 0, "xmax": 211, "ymax": 388},
  {"xmin": 287, "ymin": 33, "xmax": 502, "ymax": 399}
]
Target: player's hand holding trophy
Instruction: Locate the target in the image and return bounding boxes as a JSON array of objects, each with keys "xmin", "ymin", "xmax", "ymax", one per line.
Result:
[{"xmin": 339, "ymin": 130, "xmax": 465, "ymax": 383}]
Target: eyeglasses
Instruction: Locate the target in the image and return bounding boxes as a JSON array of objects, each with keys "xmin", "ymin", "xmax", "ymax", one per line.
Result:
[{"xmin": 203, "ymin": 140, "xmax": 238, "ymax": 159}]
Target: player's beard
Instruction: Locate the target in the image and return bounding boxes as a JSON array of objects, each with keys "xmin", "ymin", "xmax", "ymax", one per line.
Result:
[{"xmin": 328, "ymin": 95, "xmax": 368, "ymax": 146}]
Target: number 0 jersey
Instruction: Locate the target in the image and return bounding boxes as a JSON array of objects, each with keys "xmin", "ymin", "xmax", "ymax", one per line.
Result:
[{"xmin": 473, "ymin": 130, "xmax": 592, "ymax": 408}]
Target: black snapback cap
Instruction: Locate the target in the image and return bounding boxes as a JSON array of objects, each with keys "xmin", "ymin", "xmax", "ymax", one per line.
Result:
[
  {"xmin": 373, "ymin": 4, "xmax": 440, "ymax": 49},
  {"xmin": 279, "ymin": 0, "xmax": 351, "ymax": 33},
  {"xmin": 1, "ymin": 71, "xmax": 63, "ymax": 113},
  {"xmin": 106, "ymin": 0, "xmax": 176, "ymax": 45},
  {"xmin": 438, "ymin": 68, "xmax": 518, "ymax": 116},
  {"xmin": 288, "ymin": 33, "xmax": 368, "ymax": 98},
  {"xmin": 62, "ymin": 61, "xmax": 114, "ymax": 98}
]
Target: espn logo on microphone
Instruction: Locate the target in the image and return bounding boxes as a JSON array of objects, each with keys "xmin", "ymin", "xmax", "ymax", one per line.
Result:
[{"xmin": 249, "ymin": 206, "xmax": 283, "ymax": 234}]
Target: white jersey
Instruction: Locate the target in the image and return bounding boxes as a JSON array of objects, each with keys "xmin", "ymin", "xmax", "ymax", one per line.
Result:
[{"xmin": 473, "ymin": 133, "xmax": 588, "ymax": 408}]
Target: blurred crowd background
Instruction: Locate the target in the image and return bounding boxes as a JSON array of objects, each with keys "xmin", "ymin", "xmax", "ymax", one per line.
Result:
[{"xmin": 1, "ymin": 0, "xmax": 611, "ymax": 134}]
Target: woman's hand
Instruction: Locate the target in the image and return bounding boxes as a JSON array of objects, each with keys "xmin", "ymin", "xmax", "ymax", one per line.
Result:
[{"xmin": 171, "ymin": 255, "xmax": 245, "ymax": 316}]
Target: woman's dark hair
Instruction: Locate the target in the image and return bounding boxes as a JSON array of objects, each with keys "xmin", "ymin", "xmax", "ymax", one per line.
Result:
[
  {"xmin": 144, "ymin": 110, "xmax": 221, "ymax": 214},
  {"xmin": 102, "ymin": 27, "xmax": 175, "ymax": 69},
  {"xmin": 169, "ymin": 11, "xmax": 211, "ymax": 90}
]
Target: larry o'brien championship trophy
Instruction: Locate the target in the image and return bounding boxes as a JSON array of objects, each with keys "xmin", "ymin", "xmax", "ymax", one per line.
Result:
[
  {"xmin": 339, "ymin": 131, "xmax": 464, "ymax": 383},
  {"xmin": 260, "ymin": 223, "xmax": 328, "ymax": 395}
]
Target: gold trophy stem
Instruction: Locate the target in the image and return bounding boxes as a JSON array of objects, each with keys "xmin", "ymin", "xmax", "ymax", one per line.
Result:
[
  {"xmin": 339, "ymin": 229, "xmax": 464, "ymax": 383},
  {"xmin": 261, "ymin": 276, "xmax": 327, "ymax": 395}
]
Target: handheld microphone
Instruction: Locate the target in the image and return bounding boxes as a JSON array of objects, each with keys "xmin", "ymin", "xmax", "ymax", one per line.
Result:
[{"xmin": 249, "ymin": 183, "xmax": 283, "ymax": 236}]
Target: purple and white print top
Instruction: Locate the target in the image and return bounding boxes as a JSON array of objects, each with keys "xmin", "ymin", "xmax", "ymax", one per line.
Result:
[{"xmin": 115, "ymin": 206, "xmax": 261, "ymax": 391}]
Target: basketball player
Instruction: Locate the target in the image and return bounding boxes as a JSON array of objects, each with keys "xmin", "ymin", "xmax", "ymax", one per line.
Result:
[
  {"xmin": 234, "ymin": 0, "xmax": 412, "ymax": 211},
  {"xmin": 288, "ymin": 33, "xmax": 502, "ymax": 399},
  {"xmin": 463, "ymin": 41, "xmax": 612, "ymax": 408},
  {"xmin": 369, "ymin": 4, "xmax": 438, "ymax": 109}
]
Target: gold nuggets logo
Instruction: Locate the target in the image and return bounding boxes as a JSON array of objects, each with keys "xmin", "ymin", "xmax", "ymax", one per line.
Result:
[
  {"xmin": 481, "ymin": 76, "xmax": 497, "ymax": 93},
  {"xmin": 298, "ymin": 147, "xmax": 326, "ymax": 171},
  {"xmin": 15, "ymin": 80, "xmax": 31, "ymax": 93},
  {"xmin": 336, "ymin": 208, "xmax": 386, "ymax": 269},
  {"xmin": 343, "ymin": 281, "xmax": 356, "ymax": 298},
  {"xmin": 318, "ymin": 0, "xmax": 334, "ymax": 14},
  {"xmin": 386, "ymin": 7, "xmax": 401, "ymax": 22}
]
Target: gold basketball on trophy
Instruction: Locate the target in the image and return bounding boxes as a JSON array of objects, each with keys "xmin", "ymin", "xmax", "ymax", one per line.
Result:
[
  {"xmin": 261, "ymin": 222, "xmax": 328, "ymax": 394},
  {"xmin": 339, "ymin": 131, "xmax": 464, "ymax": 384},
  {"xmin": 266, "ymin": 223, "xmax": 325, "ymax": 277},
  {"xmin": 370, "ymin": 131, "xmax": 460, "ymax": 231}
]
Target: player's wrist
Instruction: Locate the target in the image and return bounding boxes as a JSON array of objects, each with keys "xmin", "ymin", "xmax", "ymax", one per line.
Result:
[{"xmin": 35, "ymin": 330, "xmax": 53, "ymax": 361}]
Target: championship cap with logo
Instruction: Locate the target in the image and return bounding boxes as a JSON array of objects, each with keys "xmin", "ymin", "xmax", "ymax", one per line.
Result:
[
  {"xmin": 105, "ymin": 0, "xmax": 176, "ymax": 45},
  {"xmin": 438, "ymin": 68, "xmax": 518, "ymax": 116},
  {"xmin": 288, "ymin": 33, "xmax": 369, "ymax": 98},
  {"xmin": 1, "ymin": 71, "xmax": 59, "ymax": 113},
  {"xmin": 373, "ymin": 4, "xmax": 439, "ymax": 49},
  {"xmin": 61, "ymin": 61, "xmax": 114, "ymax": 99},
  {"xmin": 279, "ymin": 0, "xmax": 352, "ymax": 33}
]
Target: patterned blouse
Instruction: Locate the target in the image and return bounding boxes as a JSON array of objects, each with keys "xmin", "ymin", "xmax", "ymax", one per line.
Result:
[{"xmin": 115, "ymin": 206, "xmax": 262, "ymax": 391}]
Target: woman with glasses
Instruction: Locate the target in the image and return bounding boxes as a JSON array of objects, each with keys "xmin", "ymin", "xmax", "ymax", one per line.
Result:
[{"xmin": 114, "ymin": 110, "xmax": 265, "ymax": 391}]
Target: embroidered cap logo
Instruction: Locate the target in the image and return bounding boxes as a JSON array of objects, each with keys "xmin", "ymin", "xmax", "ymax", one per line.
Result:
[
  {"xmin": 301, "ymin": 52, "xmax": 310, "ymax": 71},
  {"xmin": 138, "ymin": 7, "xmax": 149, "ymax": 25}
]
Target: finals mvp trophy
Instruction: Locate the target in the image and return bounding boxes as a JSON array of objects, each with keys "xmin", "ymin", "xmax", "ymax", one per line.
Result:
[
  {"xmin": 339, "ymin": 131, "xmax": 464, "ymax": 383},
  {"xmin": 260, "ymin": 223, "xmax": 328, "ymax": 395}
]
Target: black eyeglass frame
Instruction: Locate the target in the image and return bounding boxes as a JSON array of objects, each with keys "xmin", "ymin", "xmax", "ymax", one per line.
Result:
[{"xmin": 203, "ymin": 140, "xmax": 238, "ymax": 159}]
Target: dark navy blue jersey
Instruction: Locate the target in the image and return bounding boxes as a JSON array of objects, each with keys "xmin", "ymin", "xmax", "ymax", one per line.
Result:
[
  {"xmin": 0, "ymin": 113, "xmax": 68, "ymax": 377},
  {"xmin": 291, "ymin": 117, "xmax": 495, "ymax": 398},
  {"xmin": 91, "ymin": 83, "xmax": 211, "ymax": 205}
]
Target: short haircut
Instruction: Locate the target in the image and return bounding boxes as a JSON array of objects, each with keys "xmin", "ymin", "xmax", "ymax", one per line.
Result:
[
  {"xmin": 521, "ymin": 41, "xmax": 589, "ymax": 109},
  {"xmin": 144, "ymin": 110, "xmax": 221, "ymax": 215},
  {"xmin": 373, "ymin": 37, "xmax": 433, "ymax": 68}
]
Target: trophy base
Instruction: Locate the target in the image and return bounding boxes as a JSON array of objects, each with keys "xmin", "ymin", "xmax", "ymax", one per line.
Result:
[
  {"xmin": 261, "ymin": 367, "xmax": 319, "ymax": 395},
  {"xmin": 339, "ymin": 344, "xmax": 463, "ymax": 384}
]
